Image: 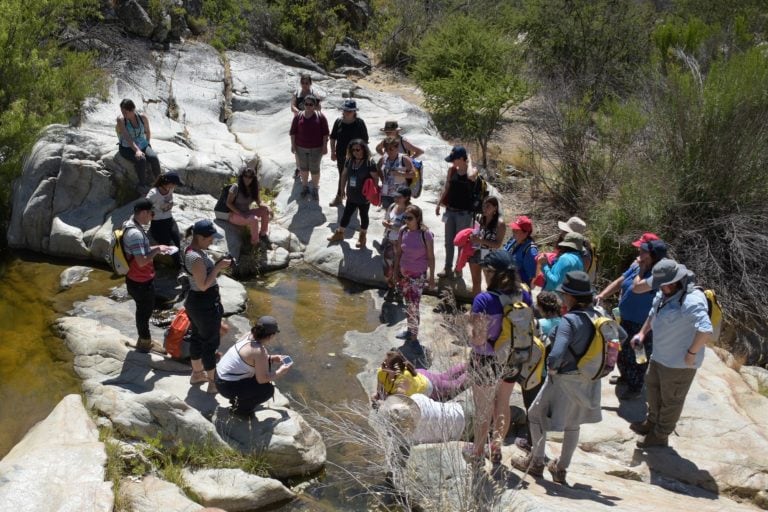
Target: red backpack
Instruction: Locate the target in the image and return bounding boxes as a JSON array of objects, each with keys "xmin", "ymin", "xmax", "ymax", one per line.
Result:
[{"xmin": 163, "ymin": 308, "xmax": 190, "ymax": 359}]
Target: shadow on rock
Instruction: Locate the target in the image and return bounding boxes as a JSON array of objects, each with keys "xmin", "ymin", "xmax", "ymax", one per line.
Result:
[{"xmin": 634, "ymin": 446, "xmax": 720, "ymax": 498}]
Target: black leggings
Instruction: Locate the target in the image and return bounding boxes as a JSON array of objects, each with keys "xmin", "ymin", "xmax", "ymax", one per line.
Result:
[
  {"xmin": 149, "ymin": 217, "xmax": 181, "ymax": 265},
  {"xmin": 126, "ymin": 277, "xmax": 155, "ymax": 339},
  {"xmin": 185, "ymin": 287, "xmax": 223, "ymax": 371},
  {"xmin": 119, "ymin": 144, "xmax": 161, "ymax": 186},
  {"xmin": 215, "ymin": 375, "xmax": 275, "ymax": 414},
  {"xmin": 339, "ymin": 201, "xmax": 370, "ymax": 230}
]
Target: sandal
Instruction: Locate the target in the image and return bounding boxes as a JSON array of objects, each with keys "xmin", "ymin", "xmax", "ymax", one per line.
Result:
[
  {"xmin": 485, "ymin": 442, "xmax": 502, "ymax": 464},
  {"xmin": 190, "ymin": 370, "xmax": 208, "ymax": 385}
]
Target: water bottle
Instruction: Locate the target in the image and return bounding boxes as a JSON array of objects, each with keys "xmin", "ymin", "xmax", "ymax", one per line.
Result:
[
  {"xmin": 633, "ymin": 335, "xmax": 648, "ymax": 364},
  {"xmin": 599, "ymin": 320, "xmax": 621, "ymax": 373},
  {"xmin": 612, "ymin": 307, "xmax": 621, "ymax": 324}
]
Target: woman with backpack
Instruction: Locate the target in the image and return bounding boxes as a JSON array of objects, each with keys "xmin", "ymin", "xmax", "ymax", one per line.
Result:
[
  {"xmin": 378, "ymin": 136, "xmax": 415, "ymax": 209},
  {"xmin": 393, "ymin": 205, "xmax": 435, "ymax": 348},
  {"xmin": 511, "ymin": 271, "xmax": 626, "ymax": 485},
  {"xmin": 326, "ymin": 140, "xmax": 381, "ymax": 248},
  {"xmin": 503, "ymin": 215, "xmax": 538, "ymax": 287},
  {"xmin": 145, "ymin": 172, "xmax": 183, "ymax": 267},
  {"xmin": 467, "ymin": 197, "xmax": 506, "ymax": 296},
  {"xmin": 465, "ymin": 250, "xmax": 533, "ymax": 463},
  {"xmin": 183, "ymin": 219, "xmax": 232, "ymax": 394},
  {"xmin": 225, "ymin": 158, "xmax": 271, "ymax": 247},
  {"xmin": 381, "ymin": 186, "xmax": 412, "ymax": 302}
]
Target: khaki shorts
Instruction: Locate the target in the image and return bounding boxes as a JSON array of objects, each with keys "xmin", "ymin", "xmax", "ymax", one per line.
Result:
[{"xmin": 295, "ymin": 146, "xmax": 323, "ymax": 174}]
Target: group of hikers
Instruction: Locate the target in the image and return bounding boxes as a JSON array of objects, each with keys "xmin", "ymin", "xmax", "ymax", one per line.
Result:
[{"xmin": 116, "ymin": 79, "xmax": 715, "ymax": 487}]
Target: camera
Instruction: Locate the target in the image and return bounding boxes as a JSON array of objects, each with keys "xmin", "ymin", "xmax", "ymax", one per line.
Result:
[{"xmin": 222, "ymin": 253, "xmax": 237, "ymax": 268}]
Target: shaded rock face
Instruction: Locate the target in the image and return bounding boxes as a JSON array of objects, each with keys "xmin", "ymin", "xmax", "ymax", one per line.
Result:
[
  {"xmin": 0, "ymin": 394, "xmax": 113, "ymax": 512},
  {"xmin": 332, "ymin": 43, "xmax": 372, "ymax": 72}
]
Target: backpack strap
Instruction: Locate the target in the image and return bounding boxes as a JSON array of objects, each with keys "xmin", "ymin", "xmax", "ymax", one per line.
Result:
[{"xmin": 565, "ymin": 310, "xmax": 598, "ymax": 362}]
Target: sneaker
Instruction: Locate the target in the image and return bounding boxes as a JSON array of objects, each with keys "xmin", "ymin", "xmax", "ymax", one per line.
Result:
[
  {"xmin": 135, "ymin": 337, "xmax": 152, "ymax": 354},
  {"xmin": 636, "ymin": 431, "xmax": 668, "ymax": 448},
  {"xmin": 311, "ymin": 188, "xmax": 319, "ymax": 201},
  {"xmin": 510, "ymin": 453, "xmax": 544, "ymax": 477},
  {"xmin": 547, "ymin": 458, "xmax": 567, "ymax": 485},
  {"xmin": 300, "ymin": 186, "xmax": 310, "ymax": 199}
]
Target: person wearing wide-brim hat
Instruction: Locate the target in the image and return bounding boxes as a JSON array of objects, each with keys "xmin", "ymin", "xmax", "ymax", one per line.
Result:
[
  {"xmin": 512, "ymin": 271, "xmax": 626, "ymax": 485},
  {"xmin": 595, "ymin": 237, "xmax": 668, "ymax": 399},
  {"xmin": 535, "ymin": 232, "xmax": 585, "ymax": 292},
  {"xmin": 555, "ymin": 216, "xmax": 598, "ymax": 282},
  {"xmin": 374, "ymin": 120, "xmax": 424, "ymax": 158},
  {"xmin": 328, "ymin": 99, "xmax": 369, "ymax": 207},
  {"xmin": 627, "ymin": 258, "xmax": 712, "ymax": 449}
]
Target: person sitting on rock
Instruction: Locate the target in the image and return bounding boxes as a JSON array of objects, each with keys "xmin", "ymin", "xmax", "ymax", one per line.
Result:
[
  {"xmin": 215, "ymin": 316, "xmax": 293, "ymax": 418},
  {"xmin": 145, "ymin": 171, "xmax": 183, "ymax": 268},
  {"xmin": 372, "ymin": 351, "xmax": 469, "ymax": 403},
  {"xmin": 116, "ymin": 98, "xmax": 161, "ymax": 188},
  {"xmin": 374, "ymin": 120, "xmax": 424, "ymax": 158},
  {"xmin": 225, "ymin": 157, "xmax": 271, "ymax": 247}
]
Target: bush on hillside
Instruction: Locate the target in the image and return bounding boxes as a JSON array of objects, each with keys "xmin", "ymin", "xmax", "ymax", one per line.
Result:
[{"xmin": 410, "ymin": 14, "xmax": 528, "ymax": 167}]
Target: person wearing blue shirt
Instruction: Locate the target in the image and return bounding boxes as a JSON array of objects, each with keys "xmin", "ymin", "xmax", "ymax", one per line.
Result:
[
  {"xmin": 596, "ymin": 235, "xmax": 668, "ymax": 399},
  {"xmin": 535, "ymin": 232, "xmax": 585, "ymax": 291},
  {"xmin": 503, "ymin": 215, "xmax": 538, "ymax": 286},
  {"xmin": 628, "ymin": 259, "xmax": 713, "ymax": 448}
]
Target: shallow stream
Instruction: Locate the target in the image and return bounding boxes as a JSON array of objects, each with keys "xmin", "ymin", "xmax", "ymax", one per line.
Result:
[{"xmin": 0, "ymin": 255, "xmax": 383, "ymax": 510}]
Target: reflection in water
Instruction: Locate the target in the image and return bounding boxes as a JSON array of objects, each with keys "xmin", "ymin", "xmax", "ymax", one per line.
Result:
[{"xmin": 0, "ymin": 256, "xmax": 117, "ymax": 457}]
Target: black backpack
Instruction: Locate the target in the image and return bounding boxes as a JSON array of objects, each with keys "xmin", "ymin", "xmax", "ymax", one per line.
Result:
[{"xmin": 214, "ymin": 184, "xmax": 233, "ymax": 214}]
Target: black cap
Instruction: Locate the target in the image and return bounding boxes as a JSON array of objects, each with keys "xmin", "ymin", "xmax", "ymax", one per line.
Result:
[
  {"xmin": 481, "ymin": 250, "xmax": 516, "ymax": 272},
  {"xmin": 445, "ymin": 145, "xmax": 468, "ymax": 162},
  {"xmin": 394, "ymin": 185, "xmax": 412, "ymax": 197},
  {"xmin": 192, "ymin": 219, "xmax": 223, "ymax": 239},
  {"xmin": 162, "ymin": 171, "xmax": 183, "ymax": 186},
  {"xmin": 256, "ymin": 316, "xmax": 280, "ymax": 336},
  {"xmin": 133, "ymin": 198, "xmax": 153, "ymax": 213}
]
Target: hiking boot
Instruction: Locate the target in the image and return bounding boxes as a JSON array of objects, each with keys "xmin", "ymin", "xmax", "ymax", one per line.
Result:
[
  {"xmin": 629, "ymin": 419, "xmax": 654, "ymax": 436},
  {"xmin": 300, "ymin": 186, "xmax": 310, "ymax": 199},
  {"xmin": 547, "ymin": 458, "xmax": 567, "ymax": 485},
  {"xmin": 327, "ymin": 230, "xmax": 344, "ymax": 243},
  {"xmin": 329, "ymin": 195, "xmax": 342, "ymax": 207},
  {"xmin": 135, "ymin": 337, "xmax": 152, "ymax": 354},
  {"xmin": 356, "ymin": 231, "xmax": 367, "ymax": 249},
  {"xmin": 311, "ymin": 188, "xmax": 319, "ymax": 201},
  {"xmin": 510, "ymin": 453, "xmax": 544, "ymax": 477},
  {"xmin": 636, "ymin": 431, "xmax": 668, "ymax": 448}
]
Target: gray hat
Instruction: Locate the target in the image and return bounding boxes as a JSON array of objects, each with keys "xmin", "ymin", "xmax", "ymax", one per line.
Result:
[
  {"xmin": 342, "ymin": 99, "xmax": 358, "ymax": 111},
  {"xmin": 646, "ymin": 258, "xmax": 691, "ymax": 288},
  {"xmin": 558, "ymin": 216, "xmax": 587, "ymax": 234},
  {"xmin": 556, "ymin": 271, "xmax": 595, "ymax": 297},
  {"xmin": 557, "ymin": 232, "xmax": 585, "ymax": 252}
]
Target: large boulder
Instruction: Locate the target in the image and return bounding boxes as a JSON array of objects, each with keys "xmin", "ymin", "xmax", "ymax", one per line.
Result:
[
  {"xmin": 332, "ymin": 42, "xmax": 372, "ymax": 72},
  {"xmin": 0, "ymin": 394, "xmax": 113, "ymax": 512},
  {"xmin": 121, "ymin": 475, "xmax": 200, "ymax": 512},
  {"xmin": 55, "ymin": 316, "xmax": 325, "ymax": 478}
]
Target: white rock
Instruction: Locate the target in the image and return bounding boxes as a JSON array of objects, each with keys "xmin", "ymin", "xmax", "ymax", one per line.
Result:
[
  {"xmin": 60, "ymin": 265, "xmax": 93, "ymax": 290},
  {"xmin": 0, "ymin": 394, "xmax": 113, "ymax": 512},
  {"xmin": 121, "ymin": 475, "xmax": 200, "ymax": 512},
  {"xmin": 182, "ymin": 468, "xmax": 294, "ymax": 511}
]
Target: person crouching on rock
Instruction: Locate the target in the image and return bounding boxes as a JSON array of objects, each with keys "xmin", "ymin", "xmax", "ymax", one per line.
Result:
[
  {"xmin": 225, "ymin": 157, "xmax": 271, "ymax": 248},
  {"xmin": 123, "ymin": 198, "xmax": 173, "ymax": 353},
  {"xmin": 184, "ymin": 219, "xmax": 232, "ymax": 394},
  {"xmin": 116, "ymin": 98, "xmax": 161, "ymax": 188},
  {"xmin": 146, "ymin": 171, "xmax": 183, "ymax": 268},
  {"xmin": 215, "ymin": 316, "xmax": 293, "ymax": 418}
]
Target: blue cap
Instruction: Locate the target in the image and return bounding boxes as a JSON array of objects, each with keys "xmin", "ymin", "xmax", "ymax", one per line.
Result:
[
  {"xmin": 192, "ymin": 219, "xmax": 223, "ymax": 239},
  {"xmin": 445, "ymin": 145, "xmax": 468, "ymax": 162},
  {"xmin": 641, "ymin": 239, "xmax": 668, "ymax": 260},
  {"xmin": 342, "ymin": 99, "xmax": 358, "ymax": 111}
]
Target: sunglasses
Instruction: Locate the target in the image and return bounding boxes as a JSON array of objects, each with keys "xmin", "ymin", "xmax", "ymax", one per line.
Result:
[{"xmin": 404, "ymin": 215, "xmax": 416, "ymax": 221}]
